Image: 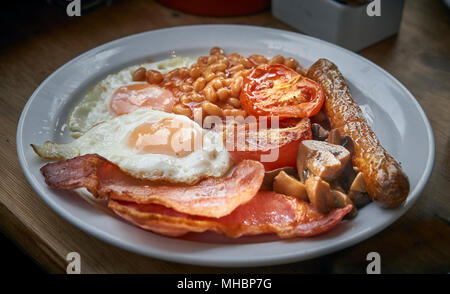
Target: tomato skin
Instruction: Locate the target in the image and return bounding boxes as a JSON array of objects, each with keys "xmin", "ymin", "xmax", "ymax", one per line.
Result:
[
  {"xmin": 240, "ymin": 64, "xmax": 325, "ymax": 118},
  {"xmin": 226, "ymin": 118, "xmax": 312, "ymax": 171}
]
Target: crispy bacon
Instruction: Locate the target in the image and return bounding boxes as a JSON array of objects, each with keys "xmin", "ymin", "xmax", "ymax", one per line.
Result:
[
  {"xmin": 41, "ymin": 154, "xmax": 264, "ymax": 218},
  {"xmin": 108, "ymin": 191, "xmax": 353, "ymax": 238}
]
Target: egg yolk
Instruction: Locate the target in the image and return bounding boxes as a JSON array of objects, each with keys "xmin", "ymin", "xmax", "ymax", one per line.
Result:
[
  {"xmin": 128, "ymin": 118, "xmax": 202, "ymax": 157},
  {"xmin": 110, "ymin": 84, "xmax": 176, "ymax": 115}
]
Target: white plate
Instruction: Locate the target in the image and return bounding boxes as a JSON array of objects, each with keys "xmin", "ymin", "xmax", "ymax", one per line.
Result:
[{"xmin": 17, "ymin": 25, "xmax": 435, "ymax": 267}]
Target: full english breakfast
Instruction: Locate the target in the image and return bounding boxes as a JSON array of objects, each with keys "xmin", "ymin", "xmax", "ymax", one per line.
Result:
[{"xmin": 32, "ymin": 47, "xmax": 410, "ymax": 240}]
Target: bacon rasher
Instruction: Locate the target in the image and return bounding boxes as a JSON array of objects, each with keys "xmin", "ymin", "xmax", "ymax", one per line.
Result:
[
  {"xmin": 108, "ymin": 191, "xmax": 352, "ymax": 238},
  {"xmin": 40, "ymin": 154, "xmax": 264, "ymax": 218},
  {"xmin": 40, "ymin": 154, "xmax": 351, "ymax": 238}
]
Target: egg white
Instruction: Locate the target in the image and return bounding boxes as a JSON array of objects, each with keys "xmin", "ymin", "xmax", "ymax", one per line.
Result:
[
  {"xmin": 34, "ymin": 109, "xmax": 231, "ymax": 184},
  {"xmin": 68, "ymin": 56, "xmax": 196, "ymax": 138}
]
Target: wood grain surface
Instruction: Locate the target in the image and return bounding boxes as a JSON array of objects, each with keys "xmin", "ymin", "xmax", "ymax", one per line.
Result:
[{"xmin": 0, "ymin": 0, "xmax": 449, "ymax": 273}]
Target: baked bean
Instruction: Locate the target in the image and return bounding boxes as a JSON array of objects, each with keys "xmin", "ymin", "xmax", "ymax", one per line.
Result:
[
  {"xmin": 223, "ymin": 109, "xmax": 235, "ymax": 117},
  {"xmin": 203, "ymin": 70, "xmax": 215, "ymax": 82},
  {"xmin": 193, "ymin": 77, "xmax": 206, "ymax": 92},
  {"xmin": 209, "ymin": 78, "xmax": 223, "ymax": 90},
  {"xmin": 132, "ymin": 67, "xmax": 146, "ymax": 81},
  {"xmin": 161, "ymin": 81, "xmax": 174, "ymax": 88},
  {"xmin": 210, "ymin": 63, "xmax": 227, "ymax": 73},
  {"xmin": 231, "ymin": 76, "xmax": 243, "ymax": 97},
  {"xmin": 222, "ymin": 103, "xmax": 234, "ymax": 110},
  {"xmin": 236, "ymin": 69, "xmax": 251, "ymax": 79},
  {"xmin": 210, "ymin": 47, "xmax": 224, "ymax": 55},
  {"xmin": 218, "ymin": 57, "xmax": 230, "ymax": 67},
  {"xmin": 146, "ymin": 70, "xmax": 163, "ymax": 84},
  {"xmin": 249, "ymin": 54, "xmax": 268, "ymax": 64},
  {"xmin": 284, "ymin": 57, "xmax": 299, "ymax": 69},
  {"xmin": 190, "ymin": 92, "xmax": 204, "ymax": 102},
  {"xmin": 295, "ymin": 66, "xmax": 306, "ymax": 75},
  {"xmin": 167, "ymin": 69, "xmax": 181, "ymax": 79},
  {"xmin": 207, "ymin": 55, "xmax": 218, "ymax": 65},
  {"xmin": 215, "ymin": 72, "xmax": 226, "ymax": 79},
  {"xmin": 180, "ymin": 83, "xmax": 193, "ymax": 92},
  {"xmin": 223, "ymin": 109, "xmax": 246, "ymax": 117},
  {"xmin": 235, "ymin": 109, "xmax": 247, "ymax": 117},
  {"xmin": 180, "ymin": 95, "xmax": 191, "ymax": 104},
  {"xmin": 227, "ymin": 97, "xmax": 241, "ymax": 108},
  {"xmin": 173, "ymin": 103, "xmax": 192, "ymax": 117},
  {"xmin": 217, "ymin": 88, "xmax": 231, "ymax": 101},
  {"xmin": 270, "ymin": 55, "xmax": 285, "ymax": 65},
  {"xmin": 178, "ymin": 67, "xmax": 189, "ymax": 79},
  {"xmin": 174, "ymin": 79, "xmax": 184, "ymax": 87},
  {"xmin": 189, "ymin": 66, "xmax": 202, "ymax": 79},
  {"xmin": 232, "ymin": 71, "xmax": 245, "ymax": 79},
  {"xmin": 202, "ymin": 101, "xmax": 223, "ymax": 117},
  {"xmin": 229, "ymin": 64, "xmax": 244, "ymax": 73},
  {"xmin": 223, "ymin": 78, "xmax": 233, "ymax": 87},
  {"xmin": 198, "ymin": 56, "xmax": 208, "ymax": 65},
  {"xmin": 204, "ymin": 86, "xmax": 217, "ymax": 103},
  {"xmin": 227, "ymin": 53, "xmax": 242, "ymax": 63},
  {"xmin": 240, "ymin": 57, "xmax": 253, "ymax": 69}
]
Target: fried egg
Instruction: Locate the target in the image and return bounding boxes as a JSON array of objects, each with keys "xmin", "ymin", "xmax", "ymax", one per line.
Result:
[
  {"xmin": 33, "ymin": 109, "xmax": 231, "ymax": 184},
  {"xmin": 68, "ymin": 57, "xmax": 196, "ymax": 137}
]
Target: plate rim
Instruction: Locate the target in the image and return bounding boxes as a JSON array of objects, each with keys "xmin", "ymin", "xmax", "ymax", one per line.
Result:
[{"xmin": 16, "ymin": 24, "xmax": 435, "ymax": 267}]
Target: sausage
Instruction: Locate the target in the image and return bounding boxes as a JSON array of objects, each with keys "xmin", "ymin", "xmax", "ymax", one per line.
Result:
[{"xmin": 306, "ymin": 59, "xmax": 410, "ymax": 208}]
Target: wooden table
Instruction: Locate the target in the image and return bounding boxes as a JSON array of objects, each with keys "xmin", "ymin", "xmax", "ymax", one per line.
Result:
[{"xmin": 0, "ymin": 0, "xmax": 448, "ymax": 274}]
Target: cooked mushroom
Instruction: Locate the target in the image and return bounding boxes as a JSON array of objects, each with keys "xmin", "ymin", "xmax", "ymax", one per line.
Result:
[
  {"xmin": 260, "ymin": 167, "xmax": 296, "ymax": 191},
  {"xmin": 330, "ymin": 181, "xmax": 346, "ymax": 193},
  {"xmin": 350, "ymin": 172, "xmax": 366, "ymax": 192},
  {"xmin": 327, "ymin": 128, "xmax": 341, "ymax": 145},
  {"xmin": 348, "ymin": 172, "xmax": 371, "ymax": 208},
  {"xmin": 338, "ymin": 161, "xmax": 357, "ymax": 192},
  {"xmin": 341, "ymin": 135, "xmax": 355, "ymax": 155},
  {"xmin": 297, "ymin": 140, "xmax": 351, "ymax": 182},
  {"xmin": 311, "ymin": 123, "xmax": 329, "ymax": 141},
  {"xmin": 273, "ymin": 171, "xmax": 308, "ymax": 202},
  {"xmin": 305, "ymin": 176, "xmax": 335, "ymax": 214},
  {"xmin": 331, "ymin": 189, "xmax": 357, "ymax": 218}
]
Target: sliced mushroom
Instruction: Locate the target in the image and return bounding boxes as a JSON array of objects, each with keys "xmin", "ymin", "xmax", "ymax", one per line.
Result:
[
  {"xmin": 300, "ymin": 168, "xmax": 314, "ymax": 183},
  {"xmin": 311, "ymin": 123, "xmax": 329, "ymax": 141},
  {"xmin": 273, "ymin": 171, "xmax": 308, "ymax": 202},
  {"xmin": 261, "ymin": 167, "xmax": 296, "ymax": 191},
  {"xmin": 330, "ymin": 181, "xmax": 346, "ymax": 194},
  {"xmin": 348, "ymin": 172, "xmax": 371, "ymax": 208},
  {"xmin": 331, "ymin": 189, "xmax": 357, "ymax": 218},
  {"xmin": 305, "ymin": 176, "xmax": 335, "ymax": 214},
  {"xmin": 327, "ymin": 128, "xmax": 341, "ymax": 145},
  {"xmin": 341, "ymin": 135, "xmax": 354, "ymax": 156},
  {"xmin": 350, "ymin": 172, "xmax": 366, "ymax": 192},
  {"xmin": 338, "ymin": 161, "xmax": 357, "ymax": 192},
  {"xmin": 297, "ymin": 140, "xmax": 351, "ymax": 182}
]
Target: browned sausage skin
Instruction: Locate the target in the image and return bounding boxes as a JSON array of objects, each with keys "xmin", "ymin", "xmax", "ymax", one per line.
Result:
[{"xmin": 307, "ymin": 59, "xmax": 410, "ymax": 208}]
